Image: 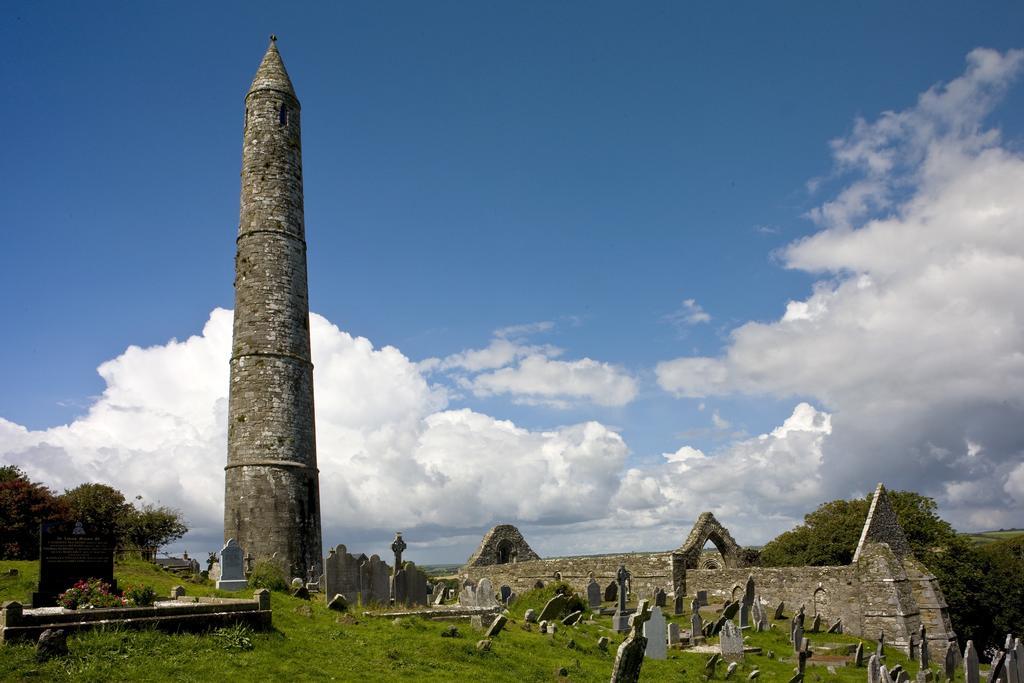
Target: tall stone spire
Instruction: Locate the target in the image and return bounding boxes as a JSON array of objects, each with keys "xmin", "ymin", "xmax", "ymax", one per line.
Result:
[
  {"xmin": 853, "ymin": 483, "xmax": 911, "ymax": 562},
  {"xmin": 224, "ymin": 37, "xmax": 322, "ymax": 578}
]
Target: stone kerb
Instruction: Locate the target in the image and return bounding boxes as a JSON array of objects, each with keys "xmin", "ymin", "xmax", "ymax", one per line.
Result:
[{"xmin": 1, "ymin": 592, "xmax": 271, "ymax": 643}]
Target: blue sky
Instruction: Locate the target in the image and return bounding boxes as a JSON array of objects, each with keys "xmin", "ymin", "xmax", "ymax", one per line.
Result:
[{"xmin": 3, "ymin": 2, "xmax": 1024, "ymax": 562}]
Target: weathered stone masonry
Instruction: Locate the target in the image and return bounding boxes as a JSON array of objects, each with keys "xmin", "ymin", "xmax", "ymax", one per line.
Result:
[{"xmin": 224, "ymin": 38, "xmax": 322, "ymax": 578}]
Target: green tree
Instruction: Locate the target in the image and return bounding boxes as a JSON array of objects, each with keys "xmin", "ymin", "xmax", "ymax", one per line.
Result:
[
  {"xmin": 122, "ymin": 503, "xmax": 188, "ymax": 550},
  {"xmin": 0, "ymin": 466, "xmax": 68, "ymax": 559},
  {"xmin": 60, "ymin": 482, "xmax": 134, "ymax": 540}
]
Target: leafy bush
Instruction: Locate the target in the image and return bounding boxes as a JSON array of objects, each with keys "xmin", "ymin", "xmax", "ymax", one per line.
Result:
[
  {"xmin": 122, "ymin": 583, "xmax": 157, "ymax": 607},
  {"xmin": 58, "ymin": 578, "xmax": 127, "ymax": 609},
  {"xmin": 248, "ymin": 560, "xmax": 288, "ymax": 591}
]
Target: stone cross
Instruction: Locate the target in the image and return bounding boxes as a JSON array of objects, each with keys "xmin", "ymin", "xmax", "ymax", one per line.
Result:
[
  {"xmin": 391, "ymin": 532, "xmax": 406, "ymax": 568},
  {"xmin": 610, "ymin": 600, "xmax": 652, "ymax": 683}
]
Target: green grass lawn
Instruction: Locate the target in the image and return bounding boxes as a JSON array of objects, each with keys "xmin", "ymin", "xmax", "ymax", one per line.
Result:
[
  {"xmin": 964, "ymin": 529, "xmax": 1024, "ymax": 545},
  {"xmin": 1, "ymin": 559, "xmax": 943, "ymax": 681}
]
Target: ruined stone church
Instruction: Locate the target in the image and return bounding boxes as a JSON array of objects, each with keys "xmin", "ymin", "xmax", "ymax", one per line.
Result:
[{"xmin": 463, "ymin": 484, "xmax": 956, "ymax": 652}]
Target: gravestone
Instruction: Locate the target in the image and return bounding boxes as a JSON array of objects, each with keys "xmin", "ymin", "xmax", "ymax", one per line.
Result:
[
  {"xmin": 654, "ymin": 588, "xmax": 667, "ymax": 608},
  {"xmin": 1014, "ymin": 639, "xmax": 1024, "ymax": 683},
  {"xmin": 964, "ymin": 640, "xmax": 979, "ymax": 683},
  {"xmin": 868, "ymin": 654, "xmax": 881, "ymax": 683},
  {"xmin": 740, "ymin": 604, "xmax": 751, "ymax": 629},
  {"xmin": 673, "ymin": 593, "xmax": 684, "ymax": 616},
  {"xmin": 643, "ymin": 606, "xmax": 667, "ymax": 660},
  {"xmin": 524, "ymin": 608, "xmax": 537, "ymax": 623},
  {"xmin": 726, "ymin": 661, "xmax": 738, "ymax": 679},
  {"xmin": 393, "ymin": 567, "xmax": 408, "ymax": 605},
  {"xmin": 1005, "ymin": 649, "xmax": 1018, "ymax": 683},
  {"xmin": 395, "ymin": 562, "xmax": 429, "ymax": 607},
  {"xmin": 720, "ymin": 620, "xmax": 745, "ymax": 662},
  {"xmin": 855, "ymin": 642, "xmax": 864, "ymax": 667},
  {"xmin": 500, "ymin": 585, "xmax": 512, "ymax": 603},
  {"xmin": 359, "ymin": 554, "xmax": 391, "ymax": 605},
  {"xmin": 742, "ymin": 575, "xmax": 755, "ymax": 607},
  {"xmin": 33, "ymin": 520, "xmax": 117, "ymax": 606},
  {"xmin": 587, "ymin": 578, "xmax": 602, "ymax": 609},
  {"xmin": 692, "ymin": 611, "xmax": 703, "ymax": 641},
  {"xmin": 774, "ymin": 601, "xmax": 785, "ymax": 620},
  {"xmin": 604, "ymin": 581, "xmax": 617, "ymax": 603},
  {"xmin": 539, "ymin": 594, "xmax": 568, "ymax": 623},
  {"xmin": 610, "ymin": 600, "xmax": 652, "ymax": 683},
  {"xmin": 485, "ymin": 614, "xmax": 508, "ymax": 638},
  {"xmin": 943, "ymin": 641, "xmax": 957, "ymax": 681},
  {"xmin": 877, "ymin": 631, "xmax": 885, "ymax": 659},
  {"xmin": 667, "ymin": 622, "xmax": 681, "ymax": 646},
  {"xmin": 216, "ymin": 538, "xmax": 247, "ymax": 591},
  {"xmin": 792, "ymin": 618, "xmax": 804, "ymax": 654},
  {"xmin": 828, "ymin": 618, "xmax": 842, "ymax": 633},
  {"xmin": 986, "ymin": 650, "xmax": 1005, "ymax": 683},
  {"xmin": 476, "ymin": 578, "xmax": 496, "ymax": 608},
  {"xmin": 612, "ymin": 564, "xmax": 631, "ymax": 633},
  {"xmin": 723, "ymin": 601, "xmax": 740, "ymax": 621},
  {"xmin": 696, "ymin": 590, "xmax": 708, "ymax": 606},
  {"xmin": 434, "ymin": 587, "xmax": 445, "ymax": 605}
]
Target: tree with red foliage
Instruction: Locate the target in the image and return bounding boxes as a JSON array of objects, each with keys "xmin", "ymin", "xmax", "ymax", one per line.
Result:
[{"xmin": 0, "ymin": 465, "xmax": 68, "ymax": 559}]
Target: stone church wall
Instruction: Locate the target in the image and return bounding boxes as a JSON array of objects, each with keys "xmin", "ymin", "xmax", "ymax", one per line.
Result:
[{"xmin": 464, "ymin": 551, "xmax": 674, "ymax": 599}]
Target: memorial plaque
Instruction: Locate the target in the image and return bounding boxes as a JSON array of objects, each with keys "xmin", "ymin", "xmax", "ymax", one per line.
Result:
[{"xmin": 33, "ymin": 520, "xmax": 116, "ymax": 607}]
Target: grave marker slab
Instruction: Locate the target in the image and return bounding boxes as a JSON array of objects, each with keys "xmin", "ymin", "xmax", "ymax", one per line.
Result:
[
  {"xmin": 643, "ymin": 606, "xmax": 667, "ymax": 660},
  {"xmin": 216, "ymin": 538, "xmax": 247, "ymax": 591},
  {"xmin": 33, "ymin": 521, "xmax": 117, "ymax": 607},
  {"xmin": 720, "ymin": 620, "xmax": 744, "ymax": 662}
]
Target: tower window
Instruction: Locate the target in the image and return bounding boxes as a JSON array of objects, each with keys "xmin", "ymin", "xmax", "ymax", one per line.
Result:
[{"xmin": 279, "ymin": 104, "xmax": 288, "ymax": 127}]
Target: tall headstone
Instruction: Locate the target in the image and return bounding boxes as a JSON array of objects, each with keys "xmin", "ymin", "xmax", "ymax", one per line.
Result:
[
  {"xmin": 868, "ymin": 654, "xmax": 882, "ymax": 683},
  {"xmin": 1014, "ymin": 639, "xmax": 1024, "ymax": 683},
  {"xmin": 855, "ymin": 642, "xmax": 865, "ymax": 667},
  {"xmin": 604, "ymin": 581, "xmax": 618, "ymax": 603},
  {"xmin": 224, "ymin": 36, "xmax": 322, "ymax": 579},
  {"xmin": 33, "ymin": 521, "xmax": 117, "ymax": 607},
  {"xmin": 919, "ymin": 624, "xmax": 929, "ymax": 669},
  {"xmin": 476, "ymin": 577, "xmax": 497, "ymax": 608},
  {"xmin": 612, "ymin": 564, "xmax": 632, "ymax": 633},
  {"xmin": 643, "ymin": 606, "xmax": 667, "ymax": 660},
  {"xmin": 986, "ymin": 651, "xmax": 1005, "ymax": 683},
  {"xmin": 692, "ymin": 611, "xmax": 703, "ymax": 641},
  {"xmin": 720, "ymin": 620, "xmax": 745, "ymax": 662},
  {"xmin": 964, "ymin": 640, "xmax": 979, "ymax": 683},
  {"xmin": 539, "ymin": 594, "xmax": 568, "ymax": 623},
  {"xmin": 944, "ymin": 641, "xmax": 958, "ymax": 682},
  {"xmin": 359, "ymin": 554, "xmax": 390, "ymax": 605},
  {"xmin": 216, "ymin": 538, "xmax": 248, "ymax": 591},
  {"xmin": 587, "ymin": 577, "xmax": 602, "ymax": 609},
  {"xmin": 673, "ymin": 592, "xmax": 684, "ymax": 616},
  {"xmin": 1004, "ymin": 649, "xmax": 1017, "ymax": 683},
  {"xmin": 668, "ymin": 622, "xmax": 681, "ymax": 646},
  {"xmin": 324, "ymin": 545, "xmax": 362, "ymax": 606},
  {"xmin": 654, "ymin": 588, "xmax": 667, "ymax": 608}
]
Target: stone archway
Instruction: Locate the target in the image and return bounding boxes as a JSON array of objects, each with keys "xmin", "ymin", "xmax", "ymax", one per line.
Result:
[{"xmin": 671, "ymin": 512, "xmax": 748, "ymax": 595}]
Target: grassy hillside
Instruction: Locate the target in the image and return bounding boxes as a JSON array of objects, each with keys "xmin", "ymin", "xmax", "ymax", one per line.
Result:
[
  {"xmin": 1, "ymin": 559, "xmax": 937, "ymax": 681},
  {"xmin": 964, "ymin": 529, "xmax": 1024, "ymax": 545}
]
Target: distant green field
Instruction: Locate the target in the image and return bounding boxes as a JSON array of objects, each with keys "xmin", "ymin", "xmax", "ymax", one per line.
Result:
[{"xmin": 964, "ymin": 528, "xmax": 1024, "ymax": 545}]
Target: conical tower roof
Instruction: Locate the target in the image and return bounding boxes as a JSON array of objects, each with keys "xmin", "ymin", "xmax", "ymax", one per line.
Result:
[{"xmin": 248, "ymin": 35, "xmax": 297, "ymax": 100}]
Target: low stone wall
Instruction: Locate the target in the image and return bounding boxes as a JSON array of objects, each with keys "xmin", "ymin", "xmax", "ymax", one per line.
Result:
[
  {"xmin": 0, "ymin": 591, "xmax": 272, "ymax": 643},
  {"xmin": 464, "ymin": 551, "xmax": 674, "ymax": 599}
]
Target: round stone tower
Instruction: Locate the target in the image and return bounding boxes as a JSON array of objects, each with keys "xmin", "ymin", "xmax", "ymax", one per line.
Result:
[{"xmin": 224, "ymin": 37, "xmax": 322, "ymax": 578}]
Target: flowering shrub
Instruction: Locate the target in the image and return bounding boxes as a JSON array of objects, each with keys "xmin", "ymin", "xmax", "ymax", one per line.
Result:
[
  {"xmin": 122, "ymin": 583, "xmax": 157, "ymax": 607},
  {"xmin": 57, "ymin": 578, "xmax": 127, "ymax": 609}
]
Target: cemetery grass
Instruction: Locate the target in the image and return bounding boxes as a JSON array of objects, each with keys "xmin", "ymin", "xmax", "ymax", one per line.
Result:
[{"xmin": 2, "ymin": 561, "xmax": 937, "ymax": 682}]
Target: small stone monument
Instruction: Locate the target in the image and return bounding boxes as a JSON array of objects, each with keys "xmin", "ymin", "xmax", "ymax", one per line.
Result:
[
  {"xmin": 643, "ymin": 606, "xmax": 667, "ymax": 660},
  {"xmin": 587, "ymin": 575, "xmax": 602, "ymax": 609},
  {"xmin": 216, "ymin": 538, "xmax": 248, "ymax": 591},
  {"xmin": 667, "ymin": 622, "xmax": 681, "ymax": 646},
  {"xmin": 654, "ymin": 588, "xmax": 667, "ymax": 608},
  {"xmin": 720, "ymin": 620, "xmax": 745, "ymax": 662}
]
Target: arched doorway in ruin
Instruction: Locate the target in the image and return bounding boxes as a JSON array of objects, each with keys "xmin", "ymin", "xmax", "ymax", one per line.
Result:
[{"xmin": 671, "ymin": 512, "xmax": 748, "ymax": 596}]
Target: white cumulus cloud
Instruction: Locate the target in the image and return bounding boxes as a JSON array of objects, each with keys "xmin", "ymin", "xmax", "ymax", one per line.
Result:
[{"xmin": 656, "ymin": 48, "xmax": 1024, "ymax": 530}]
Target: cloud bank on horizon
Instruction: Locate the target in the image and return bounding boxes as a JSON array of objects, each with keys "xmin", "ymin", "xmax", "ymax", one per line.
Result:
[{"xmin": 2, "ymin": 48, "xmax": 1023, "ymax": 559}]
